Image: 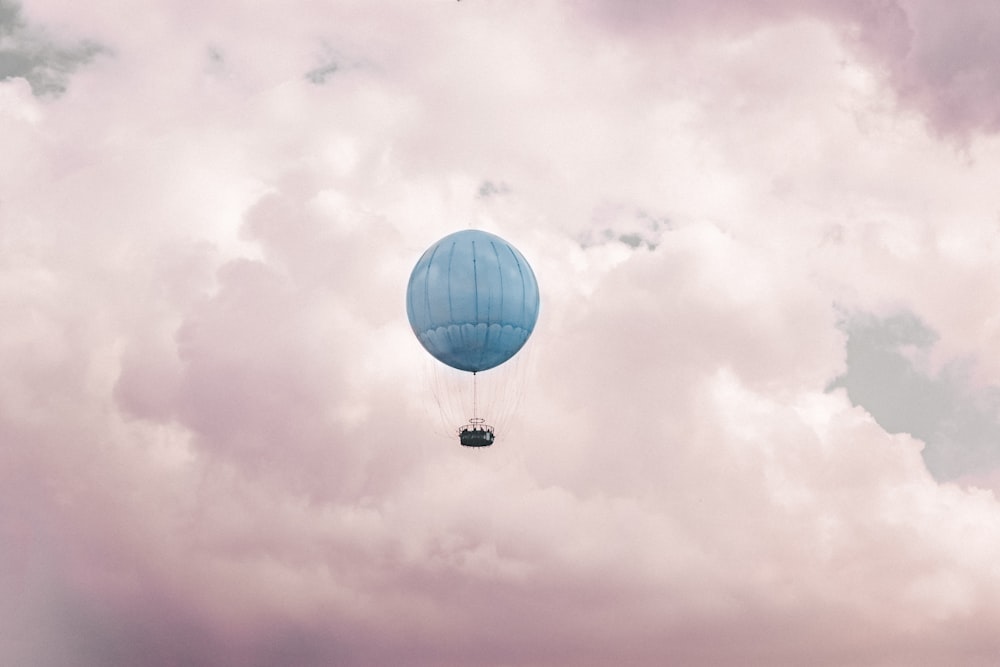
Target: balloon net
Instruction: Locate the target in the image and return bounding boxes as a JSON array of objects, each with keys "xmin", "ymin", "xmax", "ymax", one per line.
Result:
[{"xmin": 420, "ymin": 338, "xmax": 536, "ymax": 447}]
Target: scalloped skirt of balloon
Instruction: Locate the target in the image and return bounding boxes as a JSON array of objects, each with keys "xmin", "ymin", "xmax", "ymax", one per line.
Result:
[{"xmin": 459, "ymin": 417, "xmax": 495, "ymax": 447}]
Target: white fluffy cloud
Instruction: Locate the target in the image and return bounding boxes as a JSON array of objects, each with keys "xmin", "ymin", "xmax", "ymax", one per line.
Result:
[{"xmin": 4, "ymin": 1, "xmax": 1000, "ymax": 665}]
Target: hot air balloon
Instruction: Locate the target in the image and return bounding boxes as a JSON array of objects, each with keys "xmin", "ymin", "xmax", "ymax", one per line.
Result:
[{"xmin": 406, "ymin": 229, "xmax": 540, "ymax": 447}]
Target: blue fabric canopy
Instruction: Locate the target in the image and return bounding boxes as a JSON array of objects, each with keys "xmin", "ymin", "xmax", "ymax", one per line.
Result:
[{"xmin": 406, "ymin": 229, "xmax": 540, "ymax": 373}]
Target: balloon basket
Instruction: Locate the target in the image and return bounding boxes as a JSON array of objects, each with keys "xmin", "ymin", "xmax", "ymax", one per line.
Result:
[{"xmin": 458, "ymin": 417, "xmax": 495, "ymax": 448}]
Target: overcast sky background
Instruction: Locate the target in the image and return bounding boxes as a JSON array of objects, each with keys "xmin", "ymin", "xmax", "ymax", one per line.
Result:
[{"xmin": 5, "ymin": 0, "xmax": 1000, "ymax": 665}]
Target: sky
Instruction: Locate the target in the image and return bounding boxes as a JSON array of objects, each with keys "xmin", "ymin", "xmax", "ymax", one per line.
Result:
[{"xmin": 4, "ymin": 0, "xmax": 1000, "ymax": 664}]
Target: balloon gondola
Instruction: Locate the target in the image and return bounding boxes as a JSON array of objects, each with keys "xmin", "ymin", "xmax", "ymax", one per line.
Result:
[
  {"xmin": 458, "ymin": 418, "xmax": 494, "ymax": 447},
  {"xmin": 406, "ymin": 229, "xmax": 539, "ymax": 447}
]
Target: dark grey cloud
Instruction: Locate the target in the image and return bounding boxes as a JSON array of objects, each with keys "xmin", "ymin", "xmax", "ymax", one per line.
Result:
[
  {"xmin": 578, "ymin": 205, "xmax": 669, "ymax": 251},
  {"xmin": 305, "ymin": 42, "xmax": 359, "ymax": 84},
  {"xmin": 0, "ymin": 0, "xmax": 104, "ymax": 95},
  {"xmin": 477, "ymin": 180, "xmax": 511, "ymax": 199},
  {"xmin": 305, "ymin": 60, "xmax": 337, "ymax": 84},
  {"xmin": 831, "ymin": 310, "xmax": 1000, "ymax": 480}
]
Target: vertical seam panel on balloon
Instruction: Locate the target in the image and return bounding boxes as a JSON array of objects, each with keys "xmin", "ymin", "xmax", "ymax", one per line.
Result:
[
  {"xmin": 423, "ymin": 244, "xmax": 440, "ymax": 331},
  {"xmin": 447, "ymin": 241, "xmax": 455, "ymax": 323},
  {"xmin": 472, "ymin": 239, "xmax": 480, "ymax": 371},
  {"xmin": 472, "ymin": 239, "xmax": 479, "ymax": 323},
  {"xmin": 482, "ymin": 240, "xmax": 502, "ymax": 369},
  {"xmin": 491, "ymin": 241, "xmax": 504, "ymax": 323},
  {"xmin": 510, "ymin": 245, "xmax": 527, "ymax": 324}
]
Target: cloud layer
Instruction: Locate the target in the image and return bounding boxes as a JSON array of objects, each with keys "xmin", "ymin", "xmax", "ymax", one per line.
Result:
[{"xmin": 4, "ymin": 0, "xmax": 1000, "ymax": 665}]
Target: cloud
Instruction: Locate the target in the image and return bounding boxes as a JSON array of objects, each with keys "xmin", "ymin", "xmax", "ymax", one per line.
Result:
[
  {"xmin": 832, "ymin": 310, "xmax": 1000, "ymax": 481},
  {"xmin": 581, "ymin": 0, "xmax": 1000, "ymax": 138},
  {"xmin": 0, "ymin": 0, "xmax": 104, "ymax": 95},
  {"xmin": 4, "ymin": 0, "xmax": 1000, "ymax": 665},
  {"xmin": 846, "ymin": 0, "xmax": 1000, "ymax": 139}
]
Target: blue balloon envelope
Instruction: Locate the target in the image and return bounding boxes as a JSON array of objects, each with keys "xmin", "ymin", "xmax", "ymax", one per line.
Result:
[{"xmin": 406, "ymin": 229, "xmax": 540, "ymax": 373}]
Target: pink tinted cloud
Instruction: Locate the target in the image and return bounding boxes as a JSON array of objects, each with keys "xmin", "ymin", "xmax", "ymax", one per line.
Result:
[
  {"xmin": 4, "ymin": 0, "xmax": 1000, "ymax": 665},
  {"xmin": 584, "ymin": 0, "xmax": 1000, "ymax": 138},
  {"xmin": 852, "ymin": 0, "xmax": 1000, "ymax": 138}
]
